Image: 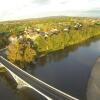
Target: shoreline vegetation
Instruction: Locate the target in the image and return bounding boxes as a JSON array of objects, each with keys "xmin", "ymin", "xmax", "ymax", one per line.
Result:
[{"xmin": 0, "ymin": 16, "xmax": 100, "ymax": 68}]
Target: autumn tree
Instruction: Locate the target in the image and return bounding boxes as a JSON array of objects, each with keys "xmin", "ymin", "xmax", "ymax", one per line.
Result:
[
  {"xmin": 7, "ymin": 37, "xmax": 36, "ymax": 68},
  {"xmin": 24, "ymin": 44, "xmax": 36, "ymax": 63}
]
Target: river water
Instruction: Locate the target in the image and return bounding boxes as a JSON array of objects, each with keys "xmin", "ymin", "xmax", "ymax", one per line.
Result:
[{"xmin": 1, "ymin": 37, "xmax": 100, "ymax": 100}]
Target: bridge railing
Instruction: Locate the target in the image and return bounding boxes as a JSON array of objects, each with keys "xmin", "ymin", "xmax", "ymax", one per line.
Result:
[
  {"xmin": 0, "ymin": 56, "xmax": 79, "ymax": 100},
  {"xmin": 0, "ymin": 47, "xmax": 7, "ymax": 52}
]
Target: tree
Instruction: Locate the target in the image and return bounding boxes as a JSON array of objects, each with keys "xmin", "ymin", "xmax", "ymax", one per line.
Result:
[
  {"xmin": 24, "ymin": 45, "xmax": 36, "ymax": 63},
  {"xmin": 7, "ymin": 42, "xmax": 21, "ymax": 62},
  {"xmin": 7, "ymin": 38, "xmax": 36, "ymax": 68}
]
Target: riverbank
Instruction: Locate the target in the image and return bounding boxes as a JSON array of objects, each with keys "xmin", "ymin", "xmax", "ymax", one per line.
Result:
[
  {"xmin": 87, "ymin": 57, "xmax": 100, "ymax": 100},
  {"xmin": 24, "ymin": 35, "xmax": 100, "ymax": 100},
  {"xmin": 37, "ymin": 32, "xmax": 100, "ymax": 58},
  {"xmin": 6, "ymin": 17, "xmax": 100, "ymax": 65}
]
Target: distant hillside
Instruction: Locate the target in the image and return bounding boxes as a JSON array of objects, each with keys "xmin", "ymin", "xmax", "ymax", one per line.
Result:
[
  {"xmin": 0, "ymin": 16, "xmax": 99, "ymax": 34},
  {"xmin": 82, "ymin": 9, "xmax": 100, "ymax": 17}
]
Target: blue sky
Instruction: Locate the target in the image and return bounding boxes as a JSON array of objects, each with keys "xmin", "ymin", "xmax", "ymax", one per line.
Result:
[{"xmin": 0, "ymin": 0, "xmax": 100, "ymax": 21}]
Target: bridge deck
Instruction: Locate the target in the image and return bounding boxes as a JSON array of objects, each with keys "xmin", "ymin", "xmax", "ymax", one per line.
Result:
[{"xmin": 0, "ymin": 56, "xmax": 78, "ymax": 100}]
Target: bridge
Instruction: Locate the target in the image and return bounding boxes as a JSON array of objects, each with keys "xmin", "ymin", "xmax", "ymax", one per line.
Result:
[{"xmin": 0, "ymin": 49, "xmax": 78, "ymax": 100}]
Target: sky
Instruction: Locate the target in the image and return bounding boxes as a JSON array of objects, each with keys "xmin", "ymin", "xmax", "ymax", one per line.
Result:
[{"xmin": 0, "ymin": 0, "xmax": 100, "ymax": 21}]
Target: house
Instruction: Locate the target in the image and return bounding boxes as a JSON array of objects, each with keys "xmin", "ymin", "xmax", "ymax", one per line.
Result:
[
  {"xmin": 63, "ymin": 28, "xmax": 69, "ymax": 32},
  {"xmin": 50, "ymin": 28, "xmax": 60, "ymax": 35},
  {"xmin": 63, "ymin": 26, "xmax": 71, "ymax": 32},
  {"xmin": 33, "ymin": 28, "xmax": 41, "ymax": 33},
  {"xmin": 74, "ymin": 23, "xmax": 82, "ymax": 30},
  {"xmin": 9, "ymin": 35, "xmax": 18, "ymax": 43},
  {"xmin": 24, "ymin": 27, "xmax": 34, "ymax": 34}
]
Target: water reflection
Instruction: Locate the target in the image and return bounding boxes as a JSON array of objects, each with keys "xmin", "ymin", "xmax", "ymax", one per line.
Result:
[
  {"xmin": 0, "ymin": 71, "xmax": 45, "ymax": 100},
  {"xmin": 32, "ymin": 36, "xmax": 100, "ymax": 67},
  {"xmin": 0, "ymin": 72, "xmax": 22, "ymax": 100},
  {"xmin": 1, "ymin": 36, "xmax": 100, "ymax": 100},
  {"xmin": 18, "ymin": 87, "xmax": 47, "ymax": 100},
  {"xmin": 24, "ymin": 36, "xmax": 100, "ymax": 100}
]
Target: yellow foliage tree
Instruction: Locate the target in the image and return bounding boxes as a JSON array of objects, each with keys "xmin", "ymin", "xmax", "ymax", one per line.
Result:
[
  {"xmin": 7, "ymin": 42, "xmax": 21, "ymax": 62},
  {"xmin": 7, "ymin": 39, "xmax": 36, "ymax": 67},
  {"xmin": 24, "ymin": 45, "xmax": 36, "ymax": 63}
]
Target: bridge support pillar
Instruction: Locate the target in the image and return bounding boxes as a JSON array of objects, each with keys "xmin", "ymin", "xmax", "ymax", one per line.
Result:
[{"xmin": 6, "ymin": 68, "xmax": 30, "ymax": 89}]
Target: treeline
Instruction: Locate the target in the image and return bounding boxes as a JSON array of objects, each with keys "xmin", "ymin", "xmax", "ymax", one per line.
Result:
[
  {"xmin": 0, "ymin": 16, "xmax": 78, "ymax": 49},
  {"xmin": 35, "ymin": 24, "xmax": 100, "ymax": 53},
  {"xmin": 0, "ymin": 16, "xmax": 98, "ymax": 34},
  {"xmin": 7, "ymin": 37, "xmax": 36, "ymax": 68},
  {"xmin": 6, "ymin": 18, "xmax": 100, "ymax": 68},
  {"xmin": 0, "ymin": 16, "xmax": 99, "ymax": 67},
  {"xmin": 0, "ymin": 32, "xmax": 10, "ymax": 49}
]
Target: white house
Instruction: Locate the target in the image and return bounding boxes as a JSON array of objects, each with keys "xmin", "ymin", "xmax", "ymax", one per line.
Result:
[{"xmin": 9, "ymin": 36, "xmax": 18, "ymax": 43}]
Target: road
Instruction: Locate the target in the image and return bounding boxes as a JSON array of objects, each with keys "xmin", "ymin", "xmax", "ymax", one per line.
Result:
[
  {"xmin": 0, "ymin": 48, "xmax": 7, "ymax": 57},
  {"xmin": 0, "ymin": 56, "xmax": 78, "ymax": 100},
  {"xmin": 0, "ymin": 48, "xmax": 78, "ymax": 100}
]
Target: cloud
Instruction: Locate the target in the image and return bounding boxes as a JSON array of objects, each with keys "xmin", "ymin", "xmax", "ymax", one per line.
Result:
[
  {"xmin": 0, "ymin": 0, "xmax": 99, "ymax": 21},
  {"xmin": 32, "ymin": 0, "xmax": 49, "ymax": 5}
]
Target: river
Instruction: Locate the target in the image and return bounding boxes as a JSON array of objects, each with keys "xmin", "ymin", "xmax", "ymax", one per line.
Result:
[{"xmin": 1, "ymin": 37, "xmax": 100, "ymax": 100}]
